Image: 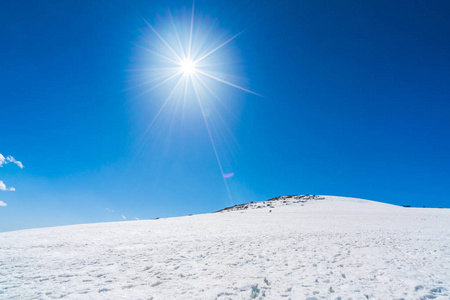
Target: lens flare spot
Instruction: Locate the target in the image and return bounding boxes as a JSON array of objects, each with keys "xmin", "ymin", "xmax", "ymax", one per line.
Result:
[{"xmin": 223, "ymin": 172, "xmax": 234, "ymax": 179}]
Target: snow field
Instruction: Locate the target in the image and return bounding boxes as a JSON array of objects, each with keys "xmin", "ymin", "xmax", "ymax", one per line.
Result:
[{"xmin": 0, "ymin": 196, "xmax": 449, "ymax": 299}]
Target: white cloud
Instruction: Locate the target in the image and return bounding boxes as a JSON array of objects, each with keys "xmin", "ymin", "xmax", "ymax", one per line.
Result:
[
  {"xmin": 0, "ymin": 154, "xmax": 24, "ymax": 169},
  {"xmin": 6, "ymin": 156, "xmax": 24, "ymax": 169},
  {"xmin": 0, "ymin": 180, "xmax": 15, "ymax": 191},
  {"xmin": 0, "ymin": 154, "xmax": 21, "ymax": 207},
  {"xmin": 105, "ymin": 208, "xmax": 128, "ymax": 221}
]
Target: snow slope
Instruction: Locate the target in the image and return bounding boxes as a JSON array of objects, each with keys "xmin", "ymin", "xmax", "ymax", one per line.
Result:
[{"xmin": 1, "ymin": 196, "xmax": 449, "ymax": 299}]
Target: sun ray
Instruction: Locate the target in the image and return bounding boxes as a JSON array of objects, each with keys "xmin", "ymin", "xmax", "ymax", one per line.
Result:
[
  {"xmin": 192, "ymin": 72, "xmax": 226, "ymax": 107},
  {"xmin": 196, "ymin": 69, "xmax": 261, "ymax": 96},
  {"xmin": 124, "ymin": 69, "xmax": 180, "ymax": 97},
  {"xmin": 168, "ymin": 9, "xmax": 187, "ymax": 61},
  {"xmin": 192, "ymin": 72, "xmax": 239, "ymax": 148},
  {"xmin": 187, "ymin": 2, "xmax": 195, "ymax": 60},
  {"xmin": 142, "ymin": 75, "xmax": 185, "ymax": 138},
  {"xmin": 190, "ymin": 19, "xmax": 218, "ymax": 61},
  {"xmin": 143, "ymin": 18, "xmax": 184, "ymax": 62},
  {"xmin": 137, "ymin": 45, "xmax": 181, "ymax": 65},
  {"xmin": 139, "ymin": 70, "xmax": 183, "ymax": 96},
  {"xmin": 191, "ymin": 77, "xmax": 233, "ymax": 204},
  {"xmin": 128, "ymin": 66, "xmax": 181, "ymax": 72},
  {"xmin": 181, "ymin": 75, "xmax": 189, "ymax": 122},
  {"xmin": 193, "ymin": 31, "xmax": 243, "ymax": 64}
]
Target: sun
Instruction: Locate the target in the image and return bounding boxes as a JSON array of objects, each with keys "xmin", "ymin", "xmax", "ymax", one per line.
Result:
[
  {"xmin": 139, "ymin": 4, "xmax": 260, "ymax": 204},
  {"xmin": 180, "ymin": 59, "xmax": 196, "ymax": 76}
]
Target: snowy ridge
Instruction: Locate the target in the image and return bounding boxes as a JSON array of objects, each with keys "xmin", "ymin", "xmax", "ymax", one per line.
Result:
[
  {"xmin": 216, "ymin": 194, "xmax": 325, "ymax": 212},
  {"xmin": 1, "ymin": 196, "xmax": 449, "ymax": 299}
]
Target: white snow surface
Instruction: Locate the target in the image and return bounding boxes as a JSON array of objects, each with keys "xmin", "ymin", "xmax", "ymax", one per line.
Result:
[{"xmin": 1, "ymin": 196, "xmax": 449, "ymax": 299}]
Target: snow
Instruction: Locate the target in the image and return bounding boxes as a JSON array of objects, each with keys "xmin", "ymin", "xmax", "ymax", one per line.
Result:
[{"xmin": 1, "ymin": 196, "xmax": 449, "ymax": 299}]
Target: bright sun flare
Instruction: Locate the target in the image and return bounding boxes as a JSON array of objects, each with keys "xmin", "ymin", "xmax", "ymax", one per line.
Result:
[
  {"xmin": 140, "ymin": 4, "xmax": 260, "ymax": 204},
  {"xmin": 180, "ymin": 60, "xmax": 196, "ymax": 76}
]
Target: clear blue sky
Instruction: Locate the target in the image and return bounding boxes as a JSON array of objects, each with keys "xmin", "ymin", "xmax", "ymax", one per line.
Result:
[{"xmin": 1, "ymin": 0, "xmax": 449, "ymax": 232}]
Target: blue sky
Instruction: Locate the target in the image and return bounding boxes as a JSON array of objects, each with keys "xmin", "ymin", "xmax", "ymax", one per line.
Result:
[{"xmin": 1, "ymin": 0, "xmax": 449, "ymax": 232}]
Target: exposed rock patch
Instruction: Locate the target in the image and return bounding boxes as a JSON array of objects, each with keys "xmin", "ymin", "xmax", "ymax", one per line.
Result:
[{"xmin": 216, "ymin": 195, "xmax": 325, "ymax": 213}]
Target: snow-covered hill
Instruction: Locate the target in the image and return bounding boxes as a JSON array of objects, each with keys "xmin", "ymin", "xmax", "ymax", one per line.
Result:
[{"xmin": 1, "ymin": 196, "xmax": 449, "ymax": 299}]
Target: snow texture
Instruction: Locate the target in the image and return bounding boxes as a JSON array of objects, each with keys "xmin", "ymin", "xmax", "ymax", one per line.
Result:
[{"xmin": 0, "ymin": 196, "xmax": 449, "ymax": 299}]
